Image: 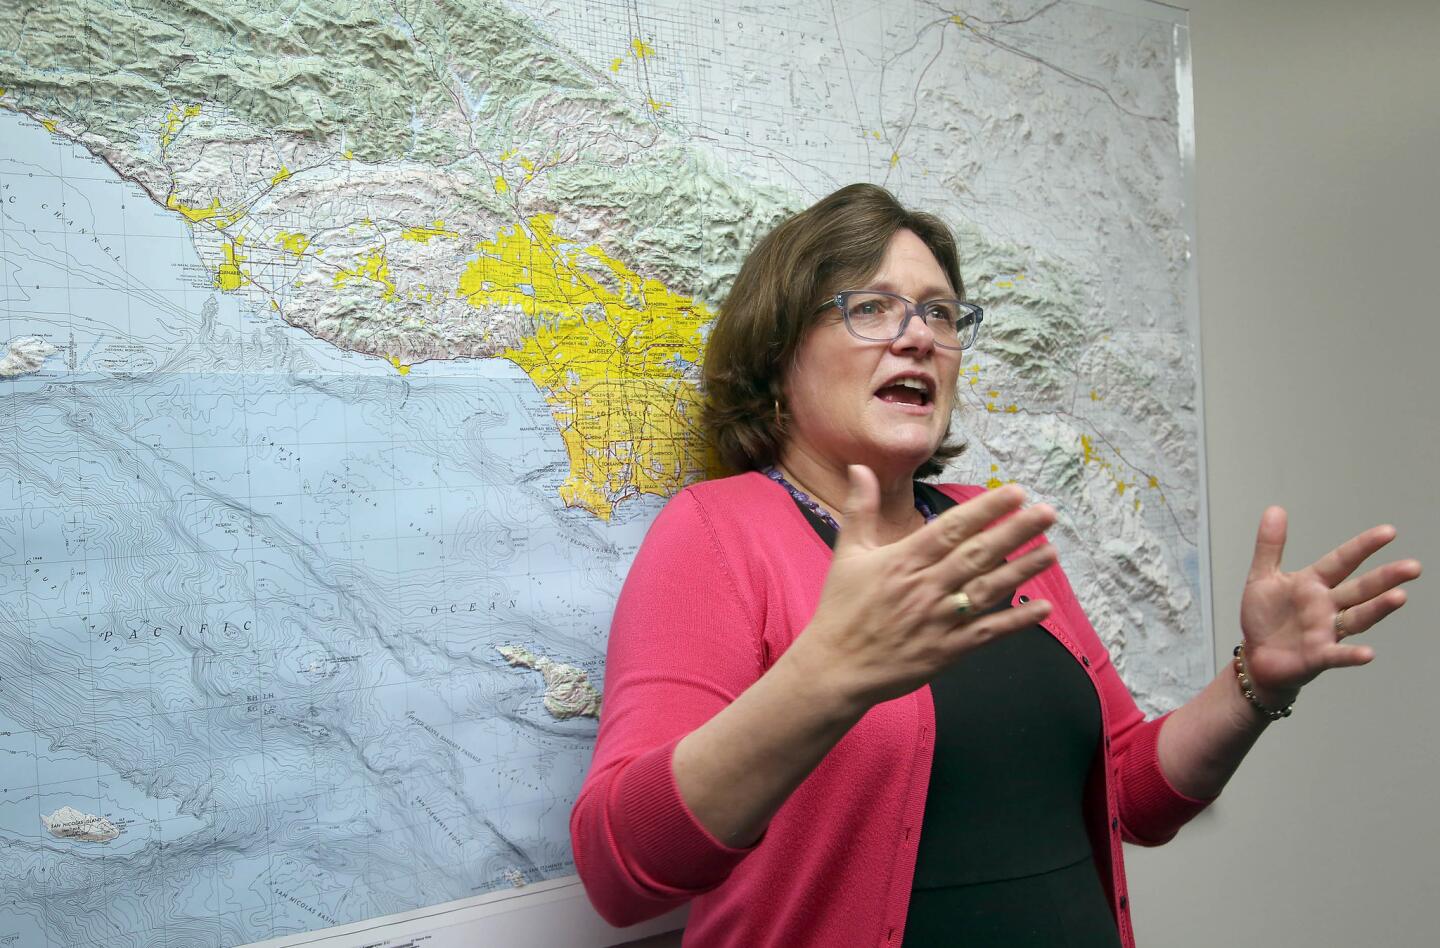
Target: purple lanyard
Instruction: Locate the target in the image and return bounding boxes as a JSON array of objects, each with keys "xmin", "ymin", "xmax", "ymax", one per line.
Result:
[{"xmin": 761, "ymin": 466, "xmax": 938, "ymax": 532}]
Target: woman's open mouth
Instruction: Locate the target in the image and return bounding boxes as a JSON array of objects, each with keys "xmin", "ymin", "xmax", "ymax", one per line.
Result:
[{"xmin": 874, "ymin": 376, "xmax": 934, "ymax": 411}]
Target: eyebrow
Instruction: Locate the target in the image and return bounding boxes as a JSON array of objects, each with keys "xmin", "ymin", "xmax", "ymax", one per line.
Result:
[{"xmin": 866, "ymin": 279, "xmax": 958, "ymax": 299}]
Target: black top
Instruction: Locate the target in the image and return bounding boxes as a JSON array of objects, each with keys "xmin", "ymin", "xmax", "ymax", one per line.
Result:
[{"xmin": 789, "ymin": 482, "xmax": 1120, "ymax": 947}]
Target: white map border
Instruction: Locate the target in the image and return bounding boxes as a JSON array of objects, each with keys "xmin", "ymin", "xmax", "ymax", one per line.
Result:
[
  {"xmin": 1171, "ymin": 1, "xmax": 1216, "ymax": 688},
  {"xmin": 239, "ymin": 877, "xmax": 685, "ymax": 948}
]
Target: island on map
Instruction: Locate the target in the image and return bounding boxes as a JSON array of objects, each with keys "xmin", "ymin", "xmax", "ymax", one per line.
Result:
[
  {"xmin": 497, "ymin": 645, "xmax": 602, "ymax": 720},
  {"xmin": 40, "ymin": 806, "xmax": 121, "ymax": 843},
  {"xmin": 0, "ymin": 336, "xmax": 58, "ymax": 378}
]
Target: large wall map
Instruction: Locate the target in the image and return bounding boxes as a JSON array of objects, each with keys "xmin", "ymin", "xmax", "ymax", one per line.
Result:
[{"xmin": 0, "ymin": 1, "xmax": 1209, "ymax": 944}]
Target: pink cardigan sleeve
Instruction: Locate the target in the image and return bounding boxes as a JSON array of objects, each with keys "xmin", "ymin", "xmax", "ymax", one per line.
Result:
[
  {"xmin": 569, "ymin": 489, "xmax": 766, "ymax": 926},
  {"xmin": 1108, "ymin": 703, "xmax": 1214, "ymax": 846}
]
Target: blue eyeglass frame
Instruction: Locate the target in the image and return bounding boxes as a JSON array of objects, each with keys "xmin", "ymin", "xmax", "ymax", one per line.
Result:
[{"xmin": 812, "ymin": 290, "xmax": 985, "ymax": 350}]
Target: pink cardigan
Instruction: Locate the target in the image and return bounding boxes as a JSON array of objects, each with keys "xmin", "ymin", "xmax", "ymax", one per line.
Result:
[{"xmin": 571, "ymin": 472, "xmax": 1214, "ymax": 947}]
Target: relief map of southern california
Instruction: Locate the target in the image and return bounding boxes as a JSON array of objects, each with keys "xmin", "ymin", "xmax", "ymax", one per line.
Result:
[{"xmin": 0, "ymin": 1, "xmax": 1208, "ymax": 943}]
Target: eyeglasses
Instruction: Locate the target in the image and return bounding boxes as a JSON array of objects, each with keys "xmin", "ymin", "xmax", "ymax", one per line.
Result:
[{"xmin": 813, "ymin": 290, "xmax": 984, "ymax": 350}]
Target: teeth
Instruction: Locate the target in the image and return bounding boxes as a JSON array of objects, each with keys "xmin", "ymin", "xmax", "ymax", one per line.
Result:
[{"xmin": 895, "ymin": 378, "xmax": 929, "ymax": 393}]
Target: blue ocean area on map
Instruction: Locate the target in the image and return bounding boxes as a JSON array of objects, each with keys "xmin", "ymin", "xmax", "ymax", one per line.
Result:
[{"xmin": 1, "ymin": 108, "xmax": 650, "ymax": 946}]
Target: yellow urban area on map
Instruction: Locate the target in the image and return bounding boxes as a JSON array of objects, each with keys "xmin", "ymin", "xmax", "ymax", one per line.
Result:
[{"xmin": 460, "ymin": 215, "xmax": 712, "ymax": 519}]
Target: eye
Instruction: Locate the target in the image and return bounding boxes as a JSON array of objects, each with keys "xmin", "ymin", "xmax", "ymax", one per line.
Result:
[
  {"xmin": 846, "ymin": 293, "xmax": 900, "ymax": 319},
  {"xmin": 924, "ymin": 302, "xmax": 958, "ymax": 326}
]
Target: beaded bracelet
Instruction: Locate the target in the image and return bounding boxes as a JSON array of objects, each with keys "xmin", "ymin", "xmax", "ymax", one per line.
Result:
[{"xmin": 1232, "ymin": 644, "xmax": 1294, "ymax": 721}]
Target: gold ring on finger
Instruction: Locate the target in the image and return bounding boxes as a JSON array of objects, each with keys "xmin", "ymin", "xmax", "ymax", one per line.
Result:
[
  {"xmin": 1334, "ymin": 607, "xmax": 1348, "ymax": 637},
  {"xmin": 951, "ymin": 591, "xmax": 975, "ymax": 619}
]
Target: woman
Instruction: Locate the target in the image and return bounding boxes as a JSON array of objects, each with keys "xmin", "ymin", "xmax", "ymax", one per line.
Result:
[{"xmin": 569, "ymin": 184, "xmax": 1420, "ymax": 946}]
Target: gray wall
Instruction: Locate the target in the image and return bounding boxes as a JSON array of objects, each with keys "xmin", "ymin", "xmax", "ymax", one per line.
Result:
[
  {"xmin": 622, "ymin": 1, "xmax": 1440, "ymax": 944},
  {"xmin": 1127, "ymin": 0, "xmax": 1440, "ymax": 944}
]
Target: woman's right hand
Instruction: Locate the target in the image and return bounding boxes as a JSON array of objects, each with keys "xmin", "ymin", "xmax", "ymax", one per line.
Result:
[{"xmin": 795, "ymin": 464, "xmax": 1060, "ymax": 711}]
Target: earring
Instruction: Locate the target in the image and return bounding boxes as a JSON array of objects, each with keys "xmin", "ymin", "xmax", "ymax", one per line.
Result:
[{"xmin": 774, "ymin": 399, "xmax": 782, "ymax": 426}]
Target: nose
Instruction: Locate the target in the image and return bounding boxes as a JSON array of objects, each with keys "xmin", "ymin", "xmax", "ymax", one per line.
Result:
[{"xmin": 890, "ymin": 304, "xmax": 937, "ymax": 355}]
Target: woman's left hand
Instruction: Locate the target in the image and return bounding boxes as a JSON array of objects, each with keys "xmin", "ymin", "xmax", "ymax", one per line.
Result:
[{"xmin": 1239, "ymin": 506, "xmax": 1423, "ymax": 704}]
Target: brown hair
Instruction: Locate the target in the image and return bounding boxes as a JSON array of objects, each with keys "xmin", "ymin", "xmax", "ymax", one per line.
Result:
[{"xmin": 702, "ymin": 183, "xmax": 968, "ymax": 478}]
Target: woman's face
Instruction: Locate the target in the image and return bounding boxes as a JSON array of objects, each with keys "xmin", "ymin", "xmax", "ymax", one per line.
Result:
[{"xmin": 781, "ymin": 228, "xmax": 964, "ymax": 481}]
